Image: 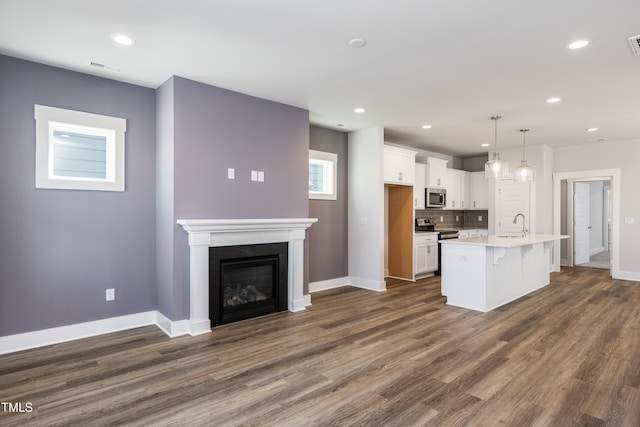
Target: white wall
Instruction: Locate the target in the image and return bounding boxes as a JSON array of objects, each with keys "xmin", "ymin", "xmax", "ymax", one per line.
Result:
[
  {"xmin": 348, "ymin": 127, "xmax": 386, "ymax": 291},
  {"xmin": 554, "ymin": 139, "xmax": 640, "ymax": 280}
]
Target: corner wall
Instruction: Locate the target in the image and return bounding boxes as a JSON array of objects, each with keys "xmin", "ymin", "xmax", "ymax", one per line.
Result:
[
  {"xmin": 308, "ymin": 126, "xmax": 348, "ymax": 283},
  {"xmin": 348, "ymin": 127, "xmax": 385, "ymax": 290}
]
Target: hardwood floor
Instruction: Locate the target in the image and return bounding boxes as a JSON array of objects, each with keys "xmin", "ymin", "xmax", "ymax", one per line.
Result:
[{"xmin": 2, "ymin": 267, "xmax": 640, "ymax": 426}]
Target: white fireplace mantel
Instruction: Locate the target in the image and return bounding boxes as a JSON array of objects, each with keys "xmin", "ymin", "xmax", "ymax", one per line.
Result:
[{"xmin": 177, "ymin": 218, "xmax": 317, "ymax": 336}]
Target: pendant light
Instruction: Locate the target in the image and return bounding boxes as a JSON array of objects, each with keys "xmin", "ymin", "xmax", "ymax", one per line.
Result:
[
  {"xmin": 485, "ymin": 115, "xmax": 510, "ymax": 179},
  {"xmin": 514, "ymin": 128, "xmax": 535, "ymax": 182}
]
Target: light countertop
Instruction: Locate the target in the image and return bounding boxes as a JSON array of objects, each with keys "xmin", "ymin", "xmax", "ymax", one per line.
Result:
[{"xmin": 440, "ymin": 234, "xmax": 569, "ymax": 248}]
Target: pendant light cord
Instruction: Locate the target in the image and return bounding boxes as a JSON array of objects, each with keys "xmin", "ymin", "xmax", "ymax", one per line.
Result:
[
  {"xmin": 491, "ymin": 115, "xmax": 501, "ymax": 155},
  {"xmin": 520, "ymin": 129, "xmax": 529, "ymax": 161}
]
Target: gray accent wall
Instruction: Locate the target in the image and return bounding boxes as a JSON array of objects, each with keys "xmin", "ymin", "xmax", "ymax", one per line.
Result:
[
  {"xmin": 0, "ymin": 55, "xmax": 157, "ymax": 336},
  {"xmin": 156, "ymin": 76, "xmax": 310, "ymax": 320},
  {"xmin": 308, "ymin": 126, "xmax": 348, "ymax": 283}
]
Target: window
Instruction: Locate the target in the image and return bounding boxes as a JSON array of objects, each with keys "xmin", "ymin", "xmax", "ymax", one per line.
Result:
[
  {"xmin": 34, "ymin": 105, "xmax": 126, "ymax": 191},
  {"xmin": 309, "ymin": 150, "xmax": 337, "ymax": 200}
]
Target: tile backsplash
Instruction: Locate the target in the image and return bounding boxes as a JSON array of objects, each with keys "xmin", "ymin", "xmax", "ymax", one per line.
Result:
[{"xmin": 415, "ymin": 209, "xmax": 488, "ymax": 230}]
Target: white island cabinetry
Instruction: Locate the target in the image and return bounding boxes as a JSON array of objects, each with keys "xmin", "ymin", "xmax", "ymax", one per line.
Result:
[{"xmin": 441, "ymin": 234, "xmax": 568, "ymax": 312}]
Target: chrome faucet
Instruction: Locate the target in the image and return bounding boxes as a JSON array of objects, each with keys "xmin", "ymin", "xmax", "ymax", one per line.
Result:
[{"xmin": 513, "ymin": 213, "xmax": 528, "ymax": 238}]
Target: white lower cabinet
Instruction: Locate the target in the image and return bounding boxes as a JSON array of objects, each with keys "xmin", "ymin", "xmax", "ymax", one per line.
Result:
[{"xmin": 415, "ymin": 233, "xmax": 438, "ymax": 276}]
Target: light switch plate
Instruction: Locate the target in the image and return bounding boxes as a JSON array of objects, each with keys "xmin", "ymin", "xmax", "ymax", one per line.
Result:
[
  {"xmin": 625, "ymin": 217, "xmax": 635, "ymax": 224},
  {"xmin": 251, "ymin": 170, "xmax": 258, "ymax": 181},
  {"xmin": 258, "ymin": 171, "xmax": 264, "ymax": 182},
  {"xmin": 227, "ymin": 168, "xmax": 235, "ymax": 180}
]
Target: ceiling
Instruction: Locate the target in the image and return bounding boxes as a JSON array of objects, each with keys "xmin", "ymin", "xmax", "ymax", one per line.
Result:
[{"xmin": 2, "ymin": 0, "xmax": 639, "ymax": 157}]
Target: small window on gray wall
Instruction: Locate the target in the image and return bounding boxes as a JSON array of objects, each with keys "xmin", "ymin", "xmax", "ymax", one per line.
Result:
[
  {"xmin": 34, "ymin": 105, "xmax": 126, "ymax": 191},
  {"xmin": 51, "ymin": 128, "xmax": 108, "ymax": 179},
  {"xmin": 309, "ymin": 150, "xmax": 337, "ymax": 200}
]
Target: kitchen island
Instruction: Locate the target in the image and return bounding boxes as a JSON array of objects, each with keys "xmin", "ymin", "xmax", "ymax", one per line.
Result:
[{"xmin": 440, "ymin": 234, "xmax": 568, "ymax": 312}]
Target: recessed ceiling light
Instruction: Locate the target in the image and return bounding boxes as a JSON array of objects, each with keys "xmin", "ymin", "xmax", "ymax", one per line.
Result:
[
  {"xmin": 421, "ymin": 124, "xmax": 432, "ymax": 129},
  {"xmin": 481, "ymin": 143, "xmax": 490, "ymax": 147},
  {"xmin": 348, "ymin": 38, "xmax": 367, "ymax": 48},
  {"xmin": 567, "ymin": 39, "xmax": 591, "ymax": 50},
  {"xmin": 546, "ymin": 97, "xmax": 561, "ymax": 103},
  {"xmin": 586, "ymin": 127, "xmax": 599, "ymax": 132},
  {"xmin": 112, "ymin": 34, "xmax": 135, "ymax": 46},
  {"xmin": 354, "ymin": 108, "xmax": 365, "ymax": 114}
]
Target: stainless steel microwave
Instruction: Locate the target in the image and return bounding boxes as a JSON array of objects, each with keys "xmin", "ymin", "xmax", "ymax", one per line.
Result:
[{"xmin": 425, "ymin": 188, "xmax": 446, "ymax": 208}]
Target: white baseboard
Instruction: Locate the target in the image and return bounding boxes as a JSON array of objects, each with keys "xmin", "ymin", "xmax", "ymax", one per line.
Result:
[
  {"xmin": 155, "ymin": 312, "xmax": 194, "ymax": 338},
  {"xmin": 0, "ymin": 311, "xmax": 157, "ymax": 355},
  {"xmin": 348, "ymin": 276, "xmax": 387, "ymax": 292},
  {"xmin": 309, "ymin": 276, "xmax": 349, "ymax": 293},
  {"xmin": 615, "ymin": 270, "xmax": 640, "ymax": 282},
  {"xmin": 0, "ymin": 276, "xmax": 391, "ymax": 355}
]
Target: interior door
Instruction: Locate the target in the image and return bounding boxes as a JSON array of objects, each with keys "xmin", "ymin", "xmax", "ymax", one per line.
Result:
[
  {"xmin": 497, "ymin": 179, "xmax": 530, "ymax": 235},
  {"xmin": 573, "ymin": 182, "xmax": 591, "ymax": 265}
]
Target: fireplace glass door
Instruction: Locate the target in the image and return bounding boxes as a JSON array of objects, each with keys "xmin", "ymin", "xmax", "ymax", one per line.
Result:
[{"xmin": 210, "ymin": 243, "xmax": 287, "ymax": 326}]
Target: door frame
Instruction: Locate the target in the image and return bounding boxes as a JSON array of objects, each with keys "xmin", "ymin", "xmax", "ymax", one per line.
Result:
[{"xmin": 553, "ymin": 169, "xmax": 620, "ymax": 277}]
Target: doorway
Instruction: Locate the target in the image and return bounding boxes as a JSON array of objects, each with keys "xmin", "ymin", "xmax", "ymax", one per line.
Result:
[
  {"xmin": 561, "ymin": 179, "xmax": 612, "ymax": 270},
  {"xmin": 553, "ymin": 169, "xmax": 620, "ymax": 277}
]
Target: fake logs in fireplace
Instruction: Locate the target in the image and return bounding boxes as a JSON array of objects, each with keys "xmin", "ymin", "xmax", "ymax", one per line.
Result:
[{"xmin": 209, "ymin": 243, "xmax": 288, "ymax": 327}]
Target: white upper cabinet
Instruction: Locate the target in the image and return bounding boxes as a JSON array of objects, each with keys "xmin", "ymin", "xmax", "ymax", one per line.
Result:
[
  {"xmin": 426, "ymin": 157, "xmax": 448, "ymax": 188},
  {"xmin": 445, "ymin": 169, "xmax": 469, "ymax": 209},
  {"xmin": 469, "ymin": 171, "xmax": 489, "ymax": 209},
  {"xmin": 384, "ymin": 145, "xmax": 417, "ymax": 185},
  {"xmin": 414, "ymin": 162, "xmax": 426, "ymax": 209}
]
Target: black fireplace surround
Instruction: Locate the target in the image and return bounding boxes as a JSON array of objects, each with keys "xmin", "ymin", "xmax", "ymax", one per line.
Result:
[{"xmin": 209, "ymin": 242, "xmax": 288, "ymax": 326}]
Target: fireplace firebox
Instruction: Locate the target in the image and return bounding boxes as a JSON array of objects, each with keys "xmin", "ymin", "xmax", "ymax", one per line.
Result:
[{"xmin": 209, "ymin": 243, "xmax": 288, "ymax": 326}]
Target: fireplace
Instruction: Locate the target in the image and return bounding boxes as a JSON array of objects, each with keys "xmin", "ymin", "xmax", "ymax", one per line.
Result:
[
  {"xmin": 210, "ymin": 243, "xmax": 288, "ymax": 326},
  {"xmin": 177, "ymin": 218, "xmax": 317, "ymax": 336}
]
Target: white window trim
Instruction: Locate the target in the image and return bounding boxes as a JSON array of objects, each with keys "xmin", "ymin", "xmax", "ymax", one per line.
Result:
[
  {"xmin": 34, "ymin": 105, "xmax": 126, "ymax": 192},
  {"xmin": 309, "ymin": 149, "xmax": 337, "ymax": 200}
]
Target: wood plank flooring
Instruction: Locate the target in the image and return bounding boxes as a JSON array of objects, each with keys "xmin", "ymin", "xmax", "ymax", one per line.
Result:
[{"xmin": 2, "ymin": 267, "xmax": 640, "ymax": 426}]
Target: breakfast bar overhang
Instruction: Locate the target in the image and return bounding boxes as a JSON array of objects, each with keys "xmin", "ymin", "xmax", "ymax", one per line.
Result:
[{"xmin": 440, "ymin": 234, "xmax": 569, "ymax": 312}]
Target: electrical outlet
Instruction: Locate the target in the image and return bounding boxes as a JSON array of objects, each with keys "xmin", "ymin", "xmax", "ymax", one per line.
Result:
[
  {"xmin": 251, "ymin": 170, "xmax": 258, "ymax": 181},
  {"xmin": 227, "ymin": 168, "xmax": 235, "ymax": 180},
  {"xmin": 258, "ymin": 171, "xmax": 264, "ymax": 182},
  {"xmin": 478, "ymin": 215, "xmax": 483, "ymax": 221},
  {"xmin": 440, "ymin": 216, "xmax": 443, "ymax": 222},
  {"xmin": 455, "ymin": 215, "xmax": 459, "ymax": 221},
  {"xmin": 105, "ymin": 288, "xmax": 115, "ymax": 302}
]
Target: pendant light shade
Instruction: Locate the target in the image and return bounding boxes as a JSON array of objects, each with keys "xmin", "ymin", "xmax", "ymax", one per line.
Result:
[
  {"xmin": 514, "ymin": 128, "xmax": 535, "ymax": 182},
  {"xmin": 485, "ymin": 116, "xmax": 510, "ymax": 179}
]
